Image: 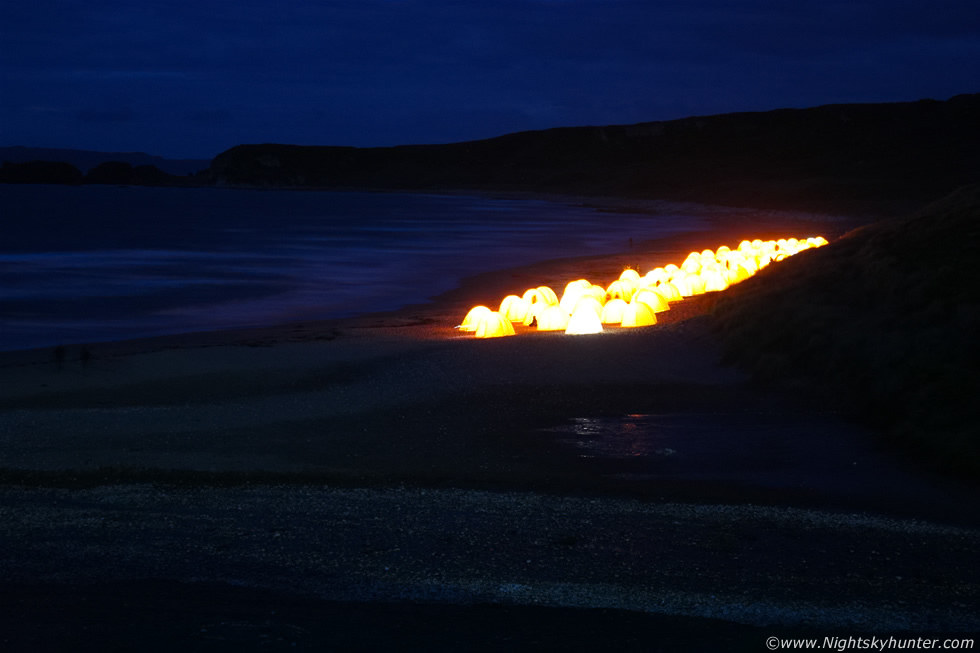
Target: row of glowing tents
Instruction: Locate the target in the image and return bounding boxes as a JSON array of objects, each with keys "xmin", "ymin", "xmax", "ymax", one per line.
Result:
[{"xmin": 458, "ymin": 236, "xmax": 829, "ymax": 337}]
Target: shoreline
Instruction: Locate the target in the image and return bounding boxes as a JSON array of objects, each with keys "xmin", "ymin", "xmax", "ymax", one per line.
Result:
[
  {"xmin": 2, "ymin": 202, "xmax": 971, "ymax": 519},
  {"xmin": 0, "ymin": 189, "xmax": 865, "ymax": 364}
]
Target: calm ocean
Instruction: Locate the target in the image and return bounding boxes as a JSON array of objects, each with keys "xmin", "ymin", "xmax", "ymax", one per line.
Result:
[{"xmin": 1, "ymin": 185, "xmax": 712, "ymax": 351}]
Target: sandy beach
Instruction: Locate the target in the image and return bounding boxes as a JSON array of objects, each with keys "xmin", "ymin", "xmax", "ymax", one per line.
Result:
[{"xmin": 2, "ymin": 202, "xmax": 978, "ymax": 648}]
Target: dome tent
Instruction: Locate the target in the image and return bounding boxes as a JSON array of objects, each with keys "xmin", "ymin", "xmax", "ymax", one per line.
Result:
[
  {"xmin": 559, "ymin": 279, "xmax": 593, "ymax": 314},
  {"xmin": 600, "ymin": 298, "xmax": 628, "ymax": 324},
  {"xmin": 572, "ymin": 295, "xmax": 604, "ymax": 318},
  {"xmin": 632, "ymin": 289, "xmax": 670, "ymax": 313},
  {"xmin": 656, "ymin": 281, "xmax": 682, "ymax": 301},
  {"xmin": 522, "ymin": 287, "xmax": 548, "ymax": 306},
  {"xmin": 521, "ymin": 285, "xmax": 560, "ymax": 325},
  {"xmin": 536, "ymin": 286, "xmax": 560, "ymax": 305},
  {"xmin": 566, "ymin": 303, "xmax": 604, "ymax": 335},
  {"xmin": 669, "ymin": 274, "xmax": 696, "ymax": 297},
  {"xmin": 643, "ymin": 268, "xmax": 668, "ymax": 286},
  {"xmin": 619, "ymin": 268, "xmax": 641, "ymax": 282},
  {"xmin": 605, "ymin": 279, "xmax": 635, "ymax": 302},
  {"xmin": 537, "ymin": 304, "xmax": 570, "ymax": 331},
  {"xmin": 701, "ymin": 269, "xmax": 729, "ymax": 292},
  {"xmin": 686, "ymin": 274, "xmax": 707, "ymax": 295},
  {"xmin": 459, "ymin": 306, "xmax": 492, "ymax": 332},
  {"xmin": 586, "ymin": 285, "xmax": 608, "ymax": 304},
  {"xmin": 621, "ymin": 301, "xmax": 657, "ymax": 327},
  {"xmin": 475, "ymin": 311, "xmax": 516, "ymax": 338},
  {"xmin": 522, "ymin": 286, "xmax": 559, "ymax": 308},
  {"xmin": 499, "ymin": 295, "xmax": 530, "ymax": 322}
]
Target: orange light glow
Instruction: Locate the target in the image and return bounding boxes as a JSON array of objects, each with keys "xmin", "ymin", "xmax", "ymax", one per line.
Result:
[
  {"xmin": 566, "ymin": 303, "xmax": 604, "ymax": 335},
  {"xmin": 499, "ymin": 295, "xmax": 530, "ymax": 322},
  {"xmin": 600, "ymin": 298, "xmax": 629, "ymax": 324},
  {"xmin": 459, "ymin": 235, "xmax": 827, "ymax": 339},
  {"xmin": 537, "ymin": 304, "xmax": 571, "ymax": 331},
  {"xmin": 619, "ymin": 268, "xmax": 641, "ymax": 282},
  {"xmin": 621, "ymin": 301, "xmax": 657, "ymax": 328},
  {"xmin": 474, "ymin": 311, "xmax": 516, "ymax": 338},
  {"xmin": 632, "ymin": 289, "xmax": 670, "ymax": 313},
  {"xmin": 459, "ymin": 305, "xmax": 492, "ymax": 331}
]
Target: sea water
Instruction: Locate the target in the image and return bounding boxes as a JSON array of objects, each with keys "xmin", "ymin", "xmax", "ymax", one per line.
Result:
[{"xmin": 1, "ymin": 185, "xmax": 712, "ymax": 351}]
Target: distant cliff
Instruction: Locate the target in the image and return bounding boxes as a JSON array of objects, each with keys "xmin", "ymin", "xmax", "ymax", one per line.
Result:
[
  {"xmin": 210, "ymin": 94, "xmax": 980, "ymax": 215},
  {"xmin": 0, "ymin": 160, "xmax": 83, "ymax": 185},
  {"xmin": 83, "ymin": 161, "xmax": 185, "ymax": 186},
  {"xmin": 0, "ymin": 147, "xmax": 210, "ymax": 176}
]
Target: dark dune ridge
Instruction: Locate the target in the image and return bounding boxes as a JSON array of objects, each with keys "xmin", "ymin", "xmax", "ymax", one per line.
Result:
[{"xmin": 711, "ymin": 183, "xmax": 980, "ymax": 473}]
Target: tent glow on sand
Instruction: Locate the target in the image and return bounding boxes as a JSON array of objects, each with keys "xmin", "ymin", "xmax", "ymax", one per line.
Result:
[{"xmin": 458, "ymin": 236, "xmax": 828, "ymax": 338}]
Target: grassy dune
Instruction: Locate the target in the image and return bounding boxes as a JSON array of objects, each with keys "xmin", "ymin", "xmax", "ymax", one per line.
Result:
[{"xmin": 711, "ymin": 183, "xmax": 980, "ymax": 473}]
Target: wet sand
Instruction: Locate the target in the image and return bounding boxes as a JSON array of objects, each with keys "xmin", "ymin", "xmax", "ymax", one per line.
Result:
[{"xmin": 1, "ymin": 205, "xmax": 978, "ymax": 647}]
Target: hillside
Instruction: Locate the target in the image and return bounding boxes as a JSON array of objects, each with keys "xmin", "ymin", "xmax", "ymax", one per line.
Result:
[
  {"xmin": 710, "ymin": 183, "xmax": 980, "ymax": 472},
  {"xmin": 210, "ymin": 94, "xmax": 980, "ymax": 215}
]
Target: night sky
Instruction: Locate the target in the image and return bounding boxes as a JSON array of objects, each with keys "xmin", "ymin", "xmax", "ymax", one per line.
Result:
[{"xmin": 2, "ymin": 0, "xmax": 978, "ymax": 159}]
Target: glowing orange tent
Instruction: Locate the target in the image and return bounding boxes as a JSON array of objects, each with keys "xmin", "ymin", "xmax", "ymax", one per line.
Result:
[
  {"xmin": 656, "ymin": 281, "xmax": 682, "ymax": 302},
  {"xmin": 475, "ymin": 311, "xmax": 516, "ymax": 338},
  {"xmin": 565, "ymin": 303, "xmax": 604, "ymax": 335},
  {"xmin": 681, "ymin": 258, "xmax": 701, "ymax": 275},
  {"xmin": 730, "ymin": 263, "xmax": 752, "ymax": 283},
  {"xmin": 537, "ymin": 286, "xmax": 560, "ymax": 305},
  {"xmin": 600, "ymin": 298, "xmax": 628, "ymax": 324},
  {"xmin": 520, "ymin": 286, "xmax": 558, "ymax": 325},
  {"xmin": 619, "ymin": 268, "xmax": 641, "ymax": 282},
  {"xmin": 499, "ymin": 295, "xmax": 530, "ymax": 322},
  {"xmin": 605, "ymin": 279, "xmax": 635, "ymax": 302},
  {"xmin": 701, "ymin": 270, "xmax": 729, "ymax": 292},
  {"xmin": 522, "ymin": 287, "xmax": 548, "ymax": 306},
  {"xmin": 572, "ymin": 295, "xmax": 604, "ymax": 318},
  {"xmin": 559, "ymin": 279, "xmax": 593, "ymax": 314},
  {"xmin": 537, "ymin": 304, "xmax": 570, "ymax": 331},
  {"xmin": 686, "ymin": 274, "xmax": 706, "ymax": 295},
  {"xmin": 459, "ymin": 305, "xmax": 492, "ymax": 332},
  {"xmin": 522, "ymin": 302, "xmax": 544, "ymax": 326},
  {"xmin": 643, "ymin": 268, "xmax": 668, "ymax": 285},
  {"xmin": 562, "ymin": 279, "xmax": 592, "ymax": 297},
  {"xmin": 632, "ymin": 289, "xmax": 670, "ymax": 313},
  {"xmin": 621, "ymin": 301, "xmax": 657, "ymax": 327},
  {"xmin": 585, "ymin": 285, "xmax": 607, "ymax": 304},
  {"xmin": 670, "ymin": 274, "xmax": 696, "ymax": 297},
  {"xmin": 522, "ymin": 285, "xmax": 559, "ymax": 308}
]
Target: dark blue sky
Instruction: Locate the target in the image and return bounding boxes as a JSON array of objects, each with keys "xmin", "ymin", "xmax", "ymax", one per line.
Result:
[{"xmin": 2, "ymin": 0, "xmax": 978, "ymax": 159}]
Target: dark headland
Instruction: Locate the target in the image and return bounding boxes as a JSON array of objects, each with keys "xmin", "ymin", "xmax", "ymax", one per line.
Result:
[
  {"xmin": 2, "ymin": 96, "xmax": 979, "ymax": 649},
  {"xmin": 207, "ymin": 93, "xmax": 980, "ymax": 216},
  {"xmin": 5, "ymin": 93, "xmax": 980, "ymax": 216}
]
